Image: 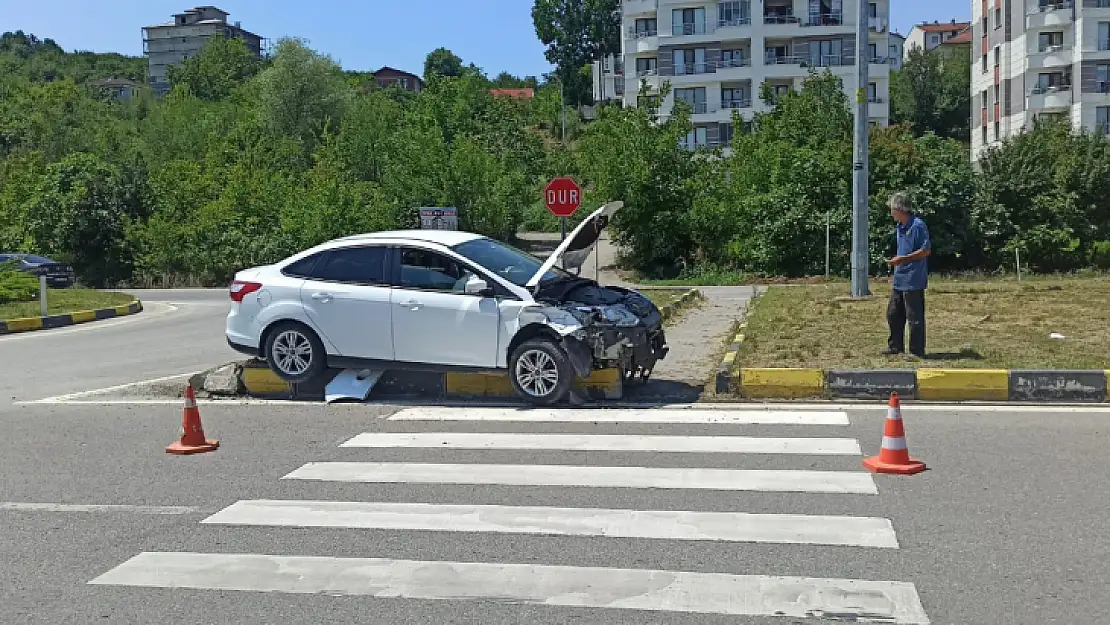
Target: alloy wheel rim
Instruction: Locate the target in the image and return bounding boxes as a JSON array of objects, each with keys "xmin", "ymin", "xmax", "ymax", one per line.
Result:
[{"xmin": 514, "ymin": 349, "xmax": 559, "ymax": 397}]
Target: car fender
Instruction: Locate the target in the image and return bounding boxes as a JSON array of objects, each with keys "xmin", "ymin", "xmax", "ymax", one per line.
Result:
[{"xmin": 255, "ymin": 301, "xmax": 340, "ymax": 357}]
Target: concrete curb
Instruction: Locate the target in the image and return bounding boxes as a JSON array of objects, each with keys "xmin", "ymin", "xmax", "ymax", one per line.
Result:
[
  {"xmin": 219, "ymin": 359, "xmax": 625, "ymax": 403},
  {"xmin": 659, "ymin": 288, "xmax": 703, "ymax": 323},
  {"xmin": 715, "ymin": 323, "xmax": 747, "ymax": 394},
  {"xmin": 733, "ymin": 368, "xmax": 1110, "ymax": 403},
  {"xmin": 0, "ymin": 299, "xmax": 143, "ymax": 335}
]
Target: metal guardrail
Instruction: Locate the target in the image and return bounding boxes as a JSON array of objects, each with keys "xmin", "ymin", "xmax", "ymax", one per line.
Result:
[
  {"xmin": 1027, "ymin": 1, "xmax": 1072, "ymax": 14},
  {"xmin": 803, "ymin": 12, "xmax": 844, "ymax": 26}
]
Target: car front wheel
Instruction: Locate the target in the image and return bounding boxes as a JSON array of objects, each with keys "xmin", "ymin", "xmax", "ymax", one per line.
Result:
[
  {"xmin": 264, "ymin": 321, "xmax": 326, "ymax": 384},
  {"xmin": 508, "ymin": 338, "xmax": 574, "ymax": 406}
]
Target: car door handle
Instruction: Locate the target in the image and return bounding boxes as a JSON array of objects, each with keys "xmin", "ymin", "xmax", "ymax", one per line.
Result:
[
  {"xmin": 310, "ymin": 292, "xmax": 333, "ymax": 303},
  {"xmin": 397, "ymin": 300, "xmax": 422, "ymax": 310}
]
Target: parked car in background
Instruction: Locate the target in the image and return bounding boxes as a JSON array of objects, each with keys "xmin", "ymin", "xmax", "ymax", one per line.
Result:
[
  {"xmin": 0, "ymin": 254, "xmax": 75, "ymax": 288},
  {"xmin": 224, "ymin": 201, "xmax": 669, "ymax": 405}
]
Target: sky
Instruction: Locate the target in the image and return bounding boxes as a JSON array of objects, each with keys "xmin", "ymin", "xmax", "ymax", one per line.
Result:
[{"xmin": 1, "ymin": 0, "xmax": 971, "ymax": 78}]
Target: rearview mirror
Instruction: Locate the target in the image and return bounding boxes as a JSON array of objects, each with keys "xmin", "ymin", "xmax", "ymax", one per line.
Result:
[{"xmin": 464, "ymin": 277, "xmax": 493, "ymax": 297}]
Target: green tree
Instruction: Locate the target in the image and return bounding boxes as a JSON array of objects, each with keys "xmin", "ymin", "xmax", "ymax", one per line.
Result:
[
  {"xmin": 24, "ymin": 153, "xmax": 137, "ymax": 285},
  {"xmin": 532, "ymin": 0, "xmax": 620, "ymax": 105},
  {"xmin": 254, "ymin": 38, "xmax": 352, "ymax": 152},
  {"xmin": 167, "ymin": 34, "xmax": 263, "ymax": 100},
  {"xmin": 890, "ymin": 47, "xmax": 971, "ymax": 142},
  {"xmin": 423, "ymin": 47, "xmax": 465, "ymax": 80}
]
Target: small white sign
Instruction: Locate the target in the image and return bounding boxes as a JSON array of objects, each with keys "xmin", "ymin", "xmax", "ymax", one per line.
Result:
[{"xmin": 419, "ymin": 207, "xmax": 458, "ymax": 231}]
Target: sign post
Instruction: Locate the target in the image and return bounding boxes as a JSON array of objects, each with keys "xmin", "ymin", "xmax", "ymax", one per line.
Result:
[{"xmin": 543, "ymin": 177, "xmax": 582, "ymax": 241}]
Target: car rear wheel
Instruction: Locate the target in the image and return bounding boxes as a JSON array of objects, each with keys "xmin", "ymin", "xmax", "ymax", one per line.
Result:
[
  {"xmin": 509, "ymin": 338, "xmax": 573, "ymax": 406},
  {"xmin": 264, "ymin": 321, "xmax": 326, "ymax": 384}
]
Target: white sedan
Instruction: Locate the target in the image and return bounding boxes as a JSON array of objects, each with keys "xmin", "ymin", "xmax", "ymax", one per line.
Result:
[{"xmin": 225, "ymin": 202, "xmax": 669, "ymax": 405}]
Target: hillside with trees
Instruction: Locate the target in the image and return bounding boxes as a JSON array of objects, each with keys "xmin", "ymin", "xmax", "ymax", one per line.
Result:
[{"xmin": 1, "ymin": 28, "xmax": 1109, "ymax": 289}]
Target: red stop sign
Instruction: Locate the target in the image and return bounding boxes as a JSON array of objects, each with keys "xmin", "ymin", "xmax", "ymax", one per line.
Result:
[{"xmin": 544, "ymin": 177, "xmax": 582, "ymax": 218}]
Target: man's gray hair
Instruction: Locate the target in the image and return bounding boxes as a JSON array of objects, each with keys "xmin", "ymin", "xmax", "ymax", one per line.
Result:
[{"xmin": 889, "ymin": 191, "xmax": 912, "ymax": 214}]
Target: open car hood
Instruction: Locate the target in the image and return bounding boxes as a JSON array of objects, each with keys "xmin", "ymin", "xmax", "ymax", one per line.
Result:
[{"xmin": 525, "ymin": 201, "xmax": 623, "ymax": 289}]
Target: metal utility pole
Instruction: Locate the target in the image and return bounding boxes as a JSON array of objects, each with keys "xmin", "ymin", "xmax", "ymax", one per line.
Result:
[
  {"xmin": 850, "ymin": 0, "xmax": 872, "ymax": 297},
  {"xmin": 560, "ymin": 79, "xmax": 567, "ymax": 145}
]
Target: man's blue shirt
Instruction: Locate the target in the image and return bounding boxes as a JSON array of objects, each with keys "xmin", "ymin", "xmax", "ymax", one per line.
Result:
[{"xmin": 894, "ymin": 214, "xmax": 931, "ymax": 291}]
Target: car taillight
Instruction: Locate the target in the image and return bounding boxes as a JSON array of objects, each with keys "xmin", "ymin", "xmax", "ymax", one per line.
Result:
[{"xmin": 229, "ymin": 280, "xmax": 262, "ymax": 302}]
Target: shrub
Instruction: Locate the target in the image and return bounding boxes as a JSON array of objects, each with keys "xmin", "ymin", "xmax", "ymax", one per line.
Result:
[
  {"xmin": 1092, "ymin": 241, "xmax": 1110, "ymax": 270},
  {"xmin": 0, "ymin": 262, "xmax": 39, "ymax": 304}
]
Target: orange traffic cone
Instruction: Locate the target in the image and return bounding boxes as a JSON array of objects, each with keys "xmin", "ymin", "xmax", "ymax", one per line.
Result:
[
  {"xmin": 166, "ymin": 384, "xmax": 219, "ymax": 455},
  {"xmin": 862, "ymin": 392, "xmax": 925, "ymax": 475}
]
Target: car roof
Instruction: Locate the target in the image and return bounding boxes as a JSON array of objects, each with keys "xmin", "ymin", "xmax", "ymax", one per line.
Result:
[{"xmin": 325, "ymin": 230, "xmax": 487, "ymax": 248}]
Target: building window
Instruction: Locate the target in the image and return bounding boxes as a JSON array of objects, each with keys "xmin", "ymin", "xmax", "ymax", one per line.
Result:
[
  {"xmin": 1097, "ymin": 64, "xmax": 1110, "ymax": 93},
  {"xmin": 994, "ymin": 120, "xmax": 1000, "ymax": 138},
  {"xmin": 720, "ymin": 122, "xmax": 735, "ymax": 144},
  {"xmin": 721, "ymin": 49, "xmax": 748, "ymax": 67},
  {"xmin": 681, "ymin": 127, "xmax": 708, "ymax": 149},
  {"xmin": 929, "ymin": 33, "xmax": 940, "ymax": 46},
  {"xmin": 1097, "ymin": 107, "xmax": 1110, "ymax": 135},
  {"xmin": 672, "ymin": 7, "xmax": 707, "ymax": 36},
  {"xmin": 868, "ymin": 43, "xmax": 878, "ymax": 62},
  {"xmin": 810, "ymin": 39, "xmax": 843, "ymax": 66},
  {"xmin": 1100, "ymin": 22, "xmax": 1110, "ymax": 51},
  {"xmin": 982, "ymin": 125, "xmax": 987, "ymax": 145},
  {"xmin": 634, "ymin": 18, "xmax": 657, "ymax": 37},
  {"xmin": 993, "ymin": 6, "xmax": 1001, "ymax": 29},
  {"xmin": 718, "ymin": 1, "xmax": 751, "ymax": 26},
  {"xmin": 635, "ymin": 57, "xmax": 657, "ymax": 76},
  {"xmin": 1038, "ymin": 31, "xmax": 1063, "ymax": 52},
  {"xmin": 868, "ymin": 2, "xmax": 877, "ymax": 18},
  {"xmin": 722, "ymin": 86, "xmax": 749, "ymax": 108},
  {"xmin": 673, "ymin": 48, "xmax": 707, "ymax": 75},
  {"xmin": 867, "ymin": 82, "xmax": 879, "ymax": 102},
  {"xmin": 675, "ymin": 87, "xmax": 707, "ymax": 113}
]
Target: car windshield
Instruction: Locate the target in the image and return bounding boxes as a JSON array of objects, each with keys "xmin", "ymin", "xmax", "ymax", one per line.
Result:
[{"xmin": 451, "ymin": 238, "xmax": 573, "ymax": 287}]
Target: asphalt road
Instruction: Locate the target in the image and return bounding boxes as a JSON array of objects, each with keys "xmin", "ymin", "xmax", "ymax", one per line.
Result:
[
  {"xmin": 0, "ymin": 289, "xmax": 236, "ymax": 410},
  {"xmin": 2, "ymin": 399, "xmax": 1109, "ymax": 624}
]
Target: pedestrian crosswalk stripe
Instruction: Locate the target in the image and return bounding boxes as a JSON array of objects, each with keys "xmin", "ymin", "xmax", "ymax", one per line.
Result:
[
  {"xmin": 88, "ymin": 552, "xmax": 930, "ymax": 623},
  {"xmin": 386, "ymin": 407, "xmax": 851, "ymax": 425},
  {"xmin": 282, "ymin": 462, "xmax": 879, "ymax": 494},
  {"xmin": 340, "ymin": 432, "xmax": 862, "ymax": 455},
  {"xmin": 201, "ymin": 499, "xmax": 900, "ymax": 548}
]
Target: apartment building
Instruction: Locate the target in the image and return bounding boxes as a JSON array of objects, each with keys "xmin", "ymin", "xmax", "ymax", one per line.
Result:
[
  {"xmin": 971, "ymin": 0, "xmax": 1110, "ymax": 160},
  {"xmin": 142, "ymin": 6, "xmax": 264, "ymax": 94},
  {"xmin": 889, "ymin": 30, "xmax": 906, "ymax": 69},
  {"xmin": 599, "ymin": 0, "xmax": 895, "ymax": 150},
  {"xmin": 904, "ymin": 19, "xmax": 973, "ymax": 58}
]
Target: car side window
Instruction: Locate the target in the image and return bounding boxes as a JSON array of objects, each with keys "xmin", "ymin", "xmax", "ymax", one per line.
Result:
[
  {"xmin": 398, "ymin": 247, "xmax": 476, "ymax": 293},
  {"xmin": 310, "ymin": 246, "xmax": 388, "ymax": 285},
  {"xmin": 282, "ymin": 253, "xmax": 324, "ymax": 278}
]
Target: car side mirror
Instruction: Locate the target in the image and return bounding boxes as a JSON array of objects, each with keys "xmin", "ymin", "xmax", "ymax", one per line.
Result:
[{"xmin": 464, "ymin": 277, "xmax": 494, "ymax": 297}]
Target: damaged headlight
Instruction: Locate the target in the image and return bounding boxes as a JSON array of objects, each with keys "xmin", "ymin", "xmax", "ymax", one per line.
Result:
[
  {"xmin": 598, "ymin": 305, "xmax": 641, "ymax": 327},
  {"xmin": 520, "ymin": 306, "xmax": 586, "ymax": 336}
]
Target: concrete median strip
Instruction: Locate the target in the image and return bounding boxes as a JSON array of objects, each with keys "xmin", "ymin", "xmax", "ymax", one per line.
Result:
[
  {"xmin": 730, "ymin": 367, "xmax": 1109, "ymax": 403},
  {"xmin": 0, "ymin": 299, "xmax": 143, "ymax": 335},
  {"xmin": 214, "ymin": 359, "xmax": 624, "ymax": 402}
]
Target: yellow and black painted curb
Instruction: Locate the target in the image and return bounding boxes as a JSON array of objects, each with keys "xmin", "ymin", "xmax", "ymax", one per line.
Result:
[
  {"xmin": 659, "ymin": 288, "xmax": 703, "ymax": 323},
  {"xmin": 715, "ymin": 322, "xmax": 747, "ymax": 393},
  {"xmin": 0, "ymin": 299, "xmax": 143, "ymax": 335},
  {"xmin": 234, "ymin": 359, "xmax": 624, "ymax": 402},
  {"xmin": 733, "ymin": 367, "xmax": 1110, "ymax": 402}
]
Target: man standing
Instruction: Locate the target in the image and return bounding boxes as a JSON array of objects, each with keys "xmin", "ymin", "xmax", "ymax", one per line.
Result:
[{"xmin": 883, "ymin": 192, "xmax": 931, "ymax": 358}]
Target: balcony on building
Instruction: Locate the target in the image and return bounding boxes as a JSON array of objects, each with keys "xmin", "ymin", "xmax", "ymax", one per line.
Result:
[
  {"xmin": 716, "ymin": 48, "xmax": 752, "ymax": 79},
  {"xmin": 721, "ymin": 82, "xmax": 754, "ymax": 114},
  {"xmin": 802, "ymin": 10, "xmax": 844, "ymax": 28},
  {"xmin": 625, "ymin": 17, "xmax": 659, "ymax": 52},
  {"xmin": 763, "ymin": 0, "xmax": 800, "ymax": 25},
  {"xmin": 1028, "ymin": 43, "xmax": 1073, "ymax": 68},
  {"xmin": 621, "ymin": 0, "xmax": 658, "ymax": 17},
  {"xmin": 1028, "ymin": 82, "xmax": 1073, "ymax": 110},
  {"xmin": 716, "ymin": 0, "xmax": 753, "ymax": 35},
  {"xmin": 1026, "ymin": 1, "xmax": 1073, "ymax": 30},
  {"xmin": 869, "ymin": 16, "xmax": 888, "ymax": 32}
]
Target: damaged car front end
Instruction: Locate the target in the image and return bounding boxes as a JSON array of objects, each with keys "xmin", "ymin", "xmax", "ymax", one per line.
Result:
[{"xmin": 522, "ymin": 201, "xmax": 669, "ymax": 384}]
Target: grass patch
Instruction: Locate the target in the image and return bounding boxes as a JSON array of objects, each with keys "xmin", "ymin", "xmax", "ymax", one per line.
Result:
[
  {"xmin": 0, "ymin": 288, "xmax": 135, "ymax": 321},
  {"xmin": 741, "ymin": 276, "xmax": 1110, "ymax": 370}
]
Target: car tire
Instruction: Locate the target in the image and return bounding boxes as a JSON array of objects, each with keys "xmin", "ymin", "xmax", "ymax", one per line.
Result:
[
  {"xmin": 263, "ymin": 321, "xmax": 327, "ymax": 384},
  {"xmin": 508, "ymin": 338, "xmax": 574, "ymax": 406}
]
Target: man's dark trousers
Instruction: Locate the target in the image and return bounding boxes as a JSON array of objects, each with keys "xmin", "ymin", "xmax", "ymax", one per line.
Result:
[{"xmin": 887, "ymin": 289, "xmax": 925, "ymax": 357}]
